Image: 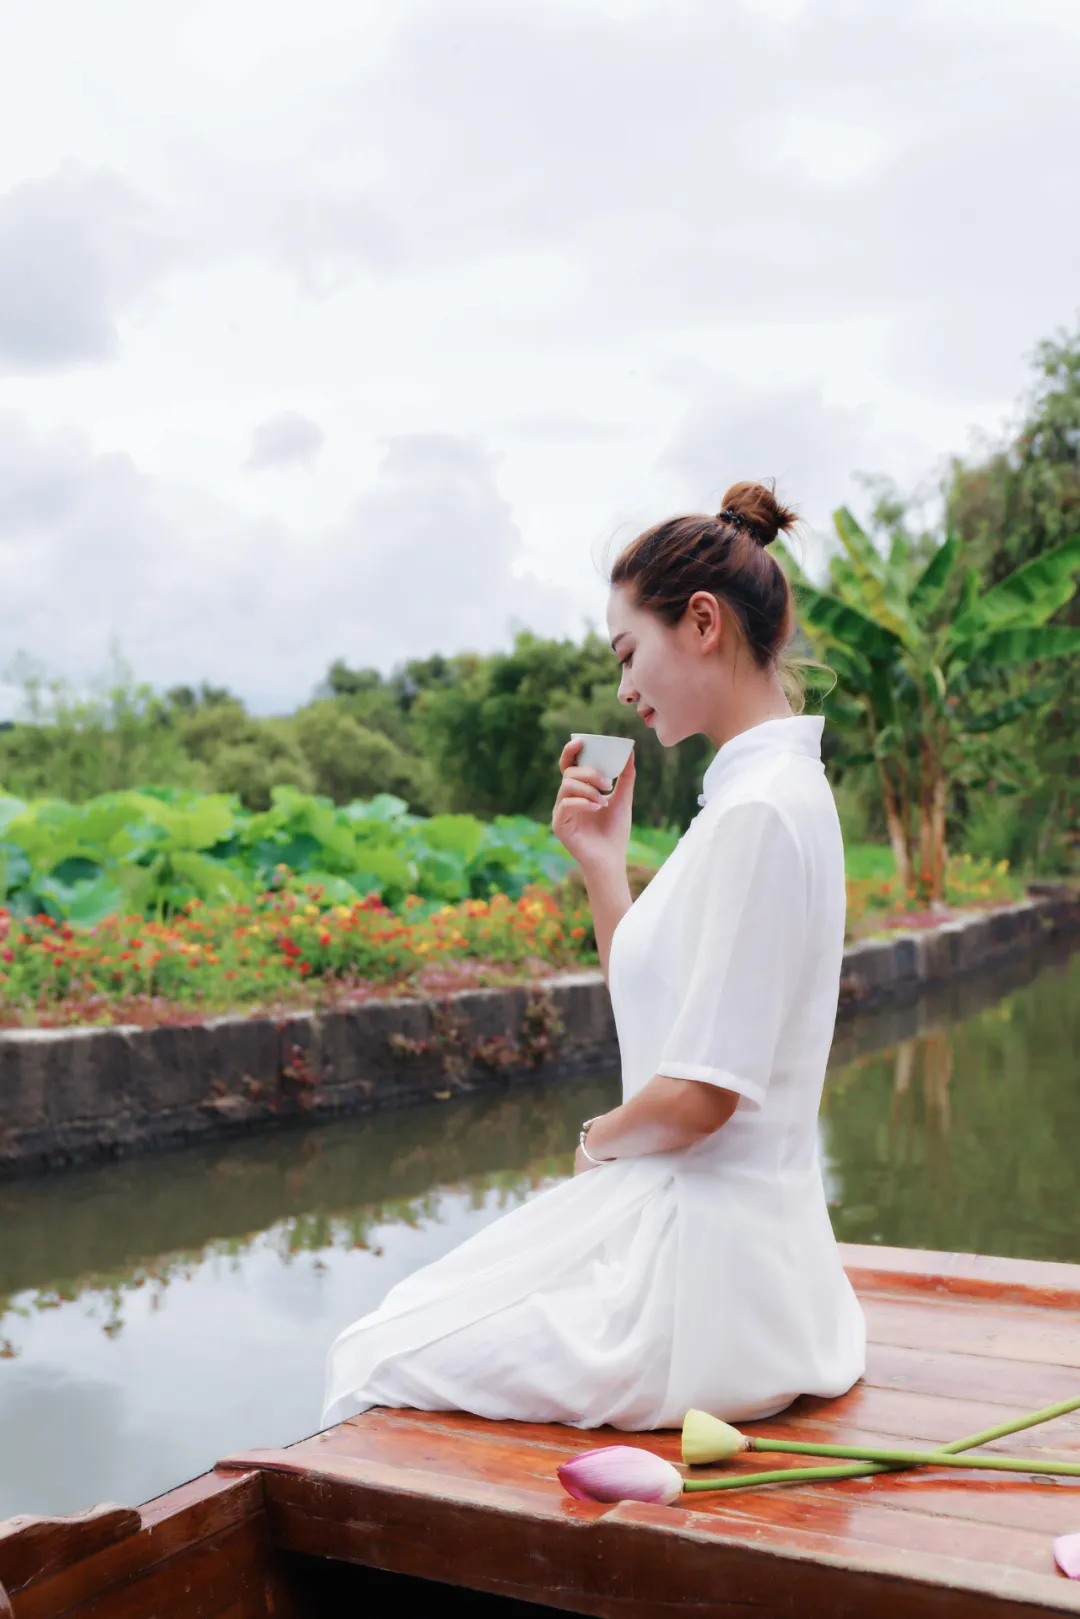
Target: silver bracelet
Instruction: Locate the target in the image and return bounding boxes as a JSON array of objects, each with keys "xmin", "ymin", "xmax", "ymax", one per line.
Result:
[{"xmin": 578, "ymin": 1114, "xmax": 613, "ymax": 1165}]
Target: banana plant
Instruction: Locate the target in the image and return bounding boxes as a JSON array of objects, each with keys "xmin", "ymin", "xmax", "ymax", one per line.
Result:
[{"xmin": 780, "ymin": 514, "xmax": 1080, "ymax": 900}]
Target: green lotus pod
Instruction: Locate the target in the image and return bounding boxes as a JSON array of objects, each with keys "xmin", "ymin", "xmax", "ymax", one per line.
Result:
[{"xmin": 681, "ymin": 1409, "xmax": 749, "ymax": 1465}]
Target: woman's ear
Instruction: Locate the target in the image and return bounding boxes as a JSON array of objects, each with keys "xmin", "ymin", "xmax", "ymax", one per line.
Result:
[{"xmin": 686, "ymin": 591, "xmax": 723, "ymax": 653}]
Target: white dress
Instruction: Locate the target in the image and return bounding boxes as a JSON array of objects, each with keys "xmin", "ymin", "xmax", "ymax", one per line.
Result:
[{"xmin": 322, "ymin": 716, "xmax": 866, "ymax": 1431}]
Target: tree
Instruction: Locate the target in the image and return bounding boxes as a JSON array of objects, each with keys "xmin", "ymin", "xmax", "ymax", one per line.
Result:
[
  {"xmin": 0, "ymin": 652, "xmax": 194, "ymax": 800},
  {"xmin": 786, "ymin": 510, "xmax": 1080, "ymax": 900},
  {"xmin": 945, "ymin": 324, "xmax": 1080, "ymax": 868},
  {"xmin": 288, "ymin": 702, "xmax": 442, "ymax": 811},
  {"xmin": 411, "ymin": 633, "xmax": 615, "ymax": 818},
  {"xmin": 408, "ymin": 630, "xmax": 705, "ymax": 826}
]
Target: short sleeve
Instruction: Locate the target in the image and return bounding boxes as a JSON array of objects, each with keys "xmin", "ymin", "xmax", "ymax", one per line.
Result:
[{"xmin": 655, "ymin": 800, "xmax": 807, "ymax": 1109}]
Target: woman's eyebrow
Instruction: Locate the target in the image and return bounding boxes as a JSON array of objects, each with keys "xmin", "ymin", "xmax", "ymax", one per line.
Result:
[{"xmin": 611, "ymin": 632, "xmax": 628, "ymax": 652}]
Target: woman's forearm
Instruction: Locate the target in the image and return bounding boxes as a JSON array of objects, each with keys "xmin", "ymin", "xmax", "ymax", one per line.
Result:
[
  {"xmin": 580, "ymin": 858, "xmax": 633, "ymax": 981},
  {"xmin": 583, "ymin": 1074, "xmax": 738, "ymax": 1161}
]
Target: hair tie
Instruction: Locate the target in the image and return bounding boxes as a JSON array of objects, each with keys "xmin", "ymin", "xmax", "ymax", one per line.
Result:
[{"xmin": 718, "ymin": 507, "xmax": 766, "ymax": 545}]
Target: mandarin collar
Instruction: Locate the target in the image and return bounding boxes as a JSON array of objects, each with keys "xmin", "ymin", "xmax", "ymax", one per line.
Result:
[{"xmin": 697, "ymin": 715, "xmax": 824, "ymax": 806}]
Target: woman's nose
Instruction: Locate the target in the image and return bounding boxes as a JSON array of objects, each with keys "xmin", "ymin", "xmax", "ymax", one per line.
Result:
[{"xmin": 617, "ymin": 667, "xmax": 638, "ymax": 705}]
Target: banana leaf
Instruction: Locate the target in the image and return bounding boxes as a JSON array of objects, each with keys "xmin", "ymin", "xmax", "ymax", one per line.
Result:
[{"xmin": 950, "ymin": 533, "xmax": 1080, "ymax": 639}]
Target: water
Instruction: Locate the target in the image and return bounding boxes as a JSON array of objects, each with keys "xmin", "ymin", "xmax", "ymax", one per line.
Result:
[{"xmin": 0, "ymin": 946, "xmax": 1077, "ymax": 1519}]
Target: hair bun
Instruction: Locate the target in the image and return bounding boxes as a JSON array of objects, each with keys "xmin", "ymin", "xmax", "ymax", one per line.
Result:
[{"xmin": 717, "ymin": 481, "xmax": 798, "ymax": 547}]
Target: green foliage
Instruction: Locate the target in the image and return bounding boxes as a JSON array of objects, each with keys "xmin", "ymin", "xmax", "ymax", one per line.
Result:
[
  {"xmin": 944, "ymin": 323, "xmax": 1080, "ymax": 869},
  {"xmin": 0, "ymin": 630, "xmax": 705, "ymax": 831},
  {"xmin": 0, "ymin": 652, "xmax": 196, "ymax": 801},
  {"xmin": 799, "ymin": 495, "xmax": 1080, "ymax": 896},
  {"xmin": 0, "ymin": 783, "xmax": 682, "ymax": 922},
  {"xmin": 288, "ymin": 702, "xmax": 441, "ymax": 814},
  {"xmin": 412, "ymin": 630, "xmax": 710, "ymax": 827}
]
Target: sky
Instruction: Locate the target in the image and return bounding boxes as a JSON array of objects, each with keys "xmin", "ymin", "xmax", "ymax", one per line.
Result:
[{"xmin": 0, "ymin": 0, "xmax": 1078, "ymax": 715}]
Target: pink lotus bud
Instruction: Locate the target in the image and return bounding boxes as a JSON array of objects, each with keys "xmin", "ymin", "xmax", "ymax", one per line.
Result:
[
  {"xmin": 1055, "ymin": 1532, "xmax": 1080, "ymax": 1579},
  {"xmin": 557, "ymin": 1445, "xmax": 683, "ymax": 1505}
]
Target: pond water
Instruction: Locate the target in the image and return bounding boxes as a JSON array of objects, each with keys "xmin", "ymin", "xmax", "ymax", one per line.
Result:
[{"xmin": 1, "ymin": 944, "xmax": 1077, "ymax": 1520}]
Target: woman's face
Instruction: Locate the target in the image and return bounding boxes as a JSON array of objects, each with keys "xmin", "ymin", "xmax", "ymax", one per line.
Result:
[{"xmin": 607, "ymin": 584, "xmax": 722, "ymax": 747}]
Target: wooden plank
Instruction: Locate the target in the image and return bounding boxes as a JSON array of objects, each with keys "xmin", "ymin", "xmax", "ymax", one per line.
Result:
[
  {"xmin": 68, "ymin": 1517, "xmax": 272, "ymax": 1619},
  {"xmin": 12, "ymin": 1473, "xmax": 273, "ymax": 1619},
  {"xmin": 252, "ymin": 1457, "xmax": 1080, "ymax": 1618},
  {"xmin": 843, "ymin": 1246, "xmax": 1080, "ymax": 1310},
  {"xmin": 315, "ymin": 1391, "xmax": 1080, "ymax": 1475},
  {"xmin": 863, "ymin": 1295, "xmax": 1080, "ymax": 1369},
  {"xmin": 863, "ymin": 1341, "xmax": 1080, "ymax": 1408},
  {"xmin": 0, "ymin": 1506, "xmax": 141, "ymax": 1598},
  {"xmin": 323, "ymin": 1411, "xmax": 1080, "ymax": 1530},
  {"xmin": 221, "ymin": 1434, "xmax": 1080, "ymax": 1601},
  {"xmin": 259, "ymin": 1433, "xmax": 1080, "ymax": 1560},
  {"xmin": 753, "ymin": 1385, "xmax": 1080, "ymax": 1456}
]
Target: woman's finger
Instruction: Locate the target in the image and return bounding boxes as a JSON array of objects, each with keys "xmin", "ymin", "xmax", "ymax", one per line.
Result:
[
  {"xmin": 558, "ymin": 739, "xmax": 584, "ymax": 771},
  {"xmin": 555, "ymin": 778, "xmax": 607, "ymax": 806},
  {"xmin": 560, "ymin": 764, "xmax": 611, "ymax": 790},
  {"xmin": 607, "ymin": 750, "xmax": 636, "ymax": 806},
  {"xmin": 557, "ymin": 793, "xmax": 608, "ymax": 815},
  {"xmin": 553, "ymin": 795, "xmax": 607, "ymax": 821}
]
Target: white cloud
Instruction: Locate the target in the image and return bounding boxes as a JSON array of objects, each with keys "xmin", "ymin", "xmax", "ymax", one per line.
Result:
[
  {"xmin": 246, "ymin": 410, "xmax": 326, "ymax": 470},
  {"xmin": 0, "ymin": 165, "xmax": 174, "ymax": 371},
  {"xmin": 0, "ymin": 0, "xmax": 1077, "ymax": 708},
  {"xmin": 0, "ymin": 414, "xmax": 576, "ymax": 717}
]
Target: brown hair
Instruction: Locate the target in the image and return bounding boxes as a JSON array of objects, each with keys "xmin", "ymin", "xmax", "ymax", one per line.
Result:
[{"xmin": 609, "ymin": 479, "xmax": 802, "ymax": 699}]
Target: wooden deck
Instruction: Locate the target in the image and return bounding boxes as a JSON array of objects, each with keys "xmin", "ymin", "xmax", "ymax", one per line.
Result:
[{"xmin": 4, "ymin": 1245, "xmax": 1080, "ymax": 1615}]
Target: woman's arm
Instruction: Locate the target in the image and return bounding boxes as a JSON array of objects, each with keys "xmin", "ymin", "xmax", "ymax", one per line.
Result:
[
  {"xmin": 578, "ymin": 858, "xmax": 633, "ymax": 981},
  {"xmin": 551, "ymin": 739, "xmax": 636, "ymax": 981},
  {"xmin": 574, "ymin": 1074, "xmax": 738, "ymax": 1174},
  {"xmin": 573, "ymin": 802, "xmax": 807, "ymax": 1175}
]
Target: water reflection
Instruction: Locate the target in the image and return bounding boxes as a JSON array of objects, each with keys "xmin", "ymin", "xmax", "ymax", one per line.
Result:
[
  {"xmin": 821, "ymin": 946, "xmax": 1080, "ymax": 1259},
  {"xmin": 0, "ymin": 945, "xmax": 1076, "ymax": 1516}
]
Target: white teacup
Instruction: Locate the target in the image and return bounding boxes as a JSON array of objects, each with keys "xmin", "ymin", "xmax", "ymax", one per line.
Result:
[{"xmin": 570, "ymin": 733, "xmax": 635, "ymax": 784}]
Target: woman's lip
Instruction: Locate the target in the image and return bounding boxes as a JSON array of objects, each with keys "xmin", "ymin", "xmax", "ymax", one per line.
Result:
[{"xmin": 640, "ymin": 708, "xmax": 655, "ymax": 726}]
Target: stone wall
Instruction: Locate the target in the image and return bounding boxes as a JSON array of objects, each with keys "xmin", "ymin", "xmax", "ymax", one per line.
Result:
[{"xmin": 0, "ymin": 889, "xmax": 1076, "ymax": 1179}]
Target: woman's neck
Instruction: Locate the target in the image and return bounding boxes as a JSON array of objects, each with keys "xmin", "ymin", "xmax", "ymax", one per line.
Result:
[{"xmin": 704, "ymin": 671, "xmax": 793, "ymax": 752}]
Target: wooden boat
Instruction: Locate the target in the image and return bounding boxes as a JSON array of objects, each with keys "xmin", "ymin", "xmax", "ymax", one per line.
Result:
[{"xmin": 4, "ymin": 1244, "xmax": 1080, "ymax": 1617}]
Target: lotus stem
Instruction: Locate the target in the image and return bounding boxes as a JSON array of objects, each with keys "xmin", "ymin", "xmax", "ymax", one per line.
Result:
[
  {"xmin": 921, "ymin": 1392, "xmax": 1080, "ymax": 1451},
  {"xmin": 747, "ymin": 1439, "xmax": 1080, "ymax": 1475},
  {"xmin": 683, "ymin": 1463, "xmax": 909, "ymax": 1492},
  {"xmin": 683, "ymin": 1392, "xmax": 1080, "ymax": 1495}
]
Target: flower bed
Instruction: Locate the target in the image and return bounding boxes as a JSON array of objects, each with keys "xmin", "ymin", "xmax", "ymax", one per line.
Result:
[
  {"xmin": 846, "ymin": 852, "xmax": 1021, "ymax": 939},
  {"xmin": 0, "ymin": 885, "xmax": 594, "ymax": 1030},
  {"xmin": 0, "ymin": 853, "xmax": 1028, "ymax": 1031}
]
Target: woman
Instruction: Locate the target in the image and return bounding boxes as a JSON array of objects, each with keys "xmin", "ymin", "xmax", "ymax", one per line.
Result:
[{"xmin": 322, "ymin": 480, "xmax": 866, "ymax": 1431}]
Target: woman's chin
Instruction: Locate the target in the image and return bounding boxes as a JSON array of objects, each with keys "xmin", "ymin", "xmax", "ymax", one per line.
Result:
[{"xmin": 654, "ymin": 719, "xmax": 692, "ymax": 748}]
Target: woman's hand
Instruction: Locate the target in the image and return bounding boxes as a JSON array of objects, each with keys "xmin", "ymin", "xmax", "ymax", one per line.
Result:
[
  {"xmin": 552, "ymin": 740, "xmax": 635, "ymax": 873},
  {"xmin": 573, "ymin": 1143, "xmax": 603, "ymax": 1176}
]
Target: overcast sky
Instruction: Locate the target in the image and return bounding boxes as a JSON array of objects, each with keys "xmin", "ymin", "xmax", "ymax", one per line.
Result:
[{"xmin": 1, "ymin": 0, "xmax": 1078, "ymax": 715}]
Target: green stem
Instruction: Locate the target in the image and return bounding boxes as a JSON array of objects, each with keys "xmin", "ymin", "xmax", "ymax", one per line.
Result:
[
  {"xmin": 684, "ymin": 1463, "xmax": 907, "ymax": 1492},
  {"xmin": 913, "ymin": 1393, "xmax": 1080, "ymax": 1451},
  {"xmin": 683, "ymin": 1391, "xmax": 1080, "ymax": 1495},
  {"xmin": 748, "ymin": 1439, "xmax": 1080, "ymax": 1475}
]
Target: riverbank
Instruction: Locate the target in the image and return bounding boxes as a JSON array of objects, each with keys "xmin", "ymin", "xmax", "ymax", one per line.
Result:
[{"xmin": 0, "ymin": 888, "xmax": 1076, "ymax": 1179}]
